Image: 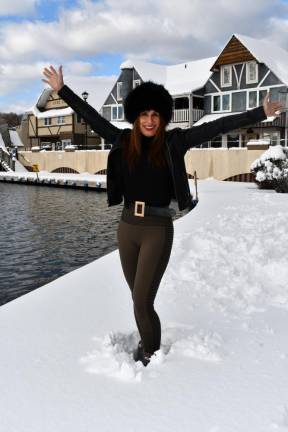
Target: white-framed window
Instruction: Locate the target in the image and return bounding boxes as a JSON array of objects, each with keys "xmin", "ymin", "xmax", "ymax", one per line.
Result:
[
  {"xmin": 246, "ymin": 61, "xmax": 258, "ymax": 84},
  {"xmin": 117, "ymin": 82, "xmax": 123, "ymax": 101},
  {"xmin": 57, "ymin": 116, "xmax": 65, "ymax": 125},
  {"xmin": 111, "ymin": 104, "xmax": 124, "ymax": 120},
  {"xmin": 213, "ymin": 95, "xmax": 221, "ymax": 112},
  {"xmin": 222, "ymin": 94, "xmax": 231, "ymax": 111},
  {"xmin": 212, "ymin": 94, "xmax": 231, "ymax": 112},
  {"xmin": 248, "ymin": 91, "xmax": 257, "ymax": 109},
  {"xmin": 133, "ymin": 79, "xmax": 141, "ymax": 88},
  {"xmin": 44, "ymin": 117, "xmax": 51, "ymax": 126},
  {"xmin": 221, "ymin": 65, "xmax": 232, "ymax": 87},
  {"xmin": 259, "ymin": 89, "xmax": 268, "ymax": 106},
  {"xmin": 247, "ymin": 88, "xmax": 269, "ymax": 110}
]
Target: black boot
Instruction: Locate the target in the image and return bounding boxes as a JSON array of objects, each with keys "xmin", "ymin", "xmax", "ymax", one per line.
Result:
[
  {"xmin": 133, "ymin": 340, "xmax": 152, "ymax": 367},
  {"xmin": 133, "ymin": 340, "xmax": 143, "ymax": 362}
]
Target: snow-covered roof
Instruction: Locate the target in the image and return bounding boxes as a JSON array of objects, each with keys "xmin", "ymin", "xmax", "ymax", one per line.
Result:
[
  {"xmin": 166, "ymin": 57, "xmax": 217, "ymax": 94},
  {"xmin": 193, "ymin": 111, "xmax": 275, "ymax": 126},
  {"xmin": 121, "ymin": 57, "xmax": 216, "ymax": 95},
  {"xmin": 233, "ymin": 34, "xmax": 288, "ymax": 86},
  {"xmin": 28, "ymin": 75, "xmax": 116, "ymax": 117},
  {"xmin": 36, "ymin": 88, "xmax": 52, "ymax": 109},
  {"xmin": 32, "ymin": 106, "xmax": 74, "ymax": 119},
  {"xmin": 9, "ymin": 130, "xmax": 24, "ymax": 147}
]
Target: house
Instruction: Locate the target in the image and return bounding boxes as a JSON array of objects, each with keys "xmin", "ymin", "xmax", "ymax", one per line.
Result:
[
  {"xmin": 22, "ymin": 33, "xmax": 287, "ymax": 152},
  {"xmin": 198, "ymin": 34, "xmax": 288, "ymax": 148},
  {"xmin": 101, "ymin": 33, "xmax": 288, "ymax": 148},
  {"xmin": 100, "ymin": 56, "xmax": 216, "ymax": 132},
  {"xmin": 24, "ymin": 83, "xmax": 110, "ymax": 151}
]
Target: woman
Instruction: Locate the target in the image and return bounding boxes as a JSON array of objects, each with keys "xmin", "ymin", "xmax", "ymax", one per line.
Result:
[{"xmin": 42, "ymin": 65, "xmax": 282, "ymax": 366}]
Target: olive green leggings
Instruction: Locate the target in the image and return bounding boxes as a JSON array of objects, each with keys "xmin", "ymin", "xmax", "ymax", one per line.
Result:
[{"xmin": 117, "ymin": 208, "xmax": 174, "ymax": 354}]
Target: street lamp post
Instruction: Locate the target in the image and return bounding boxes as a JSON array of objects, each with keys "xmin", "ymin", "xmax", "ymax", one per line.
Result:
[{"xmin": 81, "ymin": 91, "xmax": 89, "ymax": 149}]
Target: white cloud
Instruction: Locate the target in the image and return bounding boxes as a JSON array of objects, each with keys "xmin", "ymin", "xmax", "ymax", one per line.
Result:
[
  {"xmin": 0, "ymin": 0, "xmax": 37, "ymax": 16},
  {"xmin": 0, "ymin": 60, "xmax": 94, "ymax": 97},
  {"xmin": 0, "ymin": 0, "xmax": 288, "ymax": 112},
  {"xmin": 0, "ymin": 0, "xmax": 287, "ymax": 65}
]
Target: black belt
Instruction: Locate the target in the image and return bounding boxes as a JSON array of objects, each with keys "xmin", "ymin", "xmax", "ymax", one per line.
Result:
[{"xmin": 124, "ymin": 201, "xmax": 176, "ymax": 217}]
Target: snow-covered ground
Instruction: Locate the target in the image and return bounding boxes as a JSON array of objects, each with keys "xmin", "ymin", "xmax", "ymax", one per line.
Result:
[{"xmin": 0, "ymin": 179, "xmax": 287, "ymax": 432}]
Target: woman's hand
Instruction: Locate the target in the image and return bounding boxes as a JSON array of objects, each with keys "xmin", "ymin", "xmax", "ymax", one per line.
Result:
[
  {"xmin": 263, "ymin": 92, "xmax": 283, "ymax": 117},
  {"xmin": 42, "ymin": 65, "xmax": 64, "ymax": 92}
]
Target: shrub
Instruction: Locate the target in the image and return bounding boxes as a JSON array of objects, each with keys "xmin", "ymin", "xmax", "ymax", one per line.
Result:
[{"xmin": 251, "ymin": 145, "xmax": 288, "ymax": 192}]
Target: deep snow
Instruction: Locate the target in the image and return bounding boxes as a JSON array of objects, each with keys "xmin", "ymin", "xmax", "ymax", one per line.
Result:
[{"xmin": 0, "ymin": 179, "xmax": 287, "ymax": 432}]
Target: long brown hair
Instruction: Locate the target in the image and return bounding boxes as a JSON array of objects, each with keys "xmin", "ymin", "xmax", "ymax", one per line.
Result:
[{"xmin": 123, "ymin": 116, "xmax": 167, "ymax": 171}]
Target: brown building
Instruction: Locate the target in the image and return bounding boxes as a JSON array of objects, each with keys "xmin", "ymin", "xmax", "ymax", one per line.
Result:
[{"xmin": 25, "ymin": 88, "xmax": 101, "ymax": 151}]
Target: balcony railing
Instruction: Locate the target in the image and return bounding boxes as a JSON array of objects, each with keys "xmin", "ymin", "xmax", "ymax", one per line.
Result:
[
  {"xmin": 171, "ymin": 109, "xmax": 204, "ymax": 123},
  {"xmin": 192, "ymin": 109, "xmax": 204, "ymax": 123},
  {"xmin": 172, "ymin": 109, "xmax": 189, "ymax": 123}
]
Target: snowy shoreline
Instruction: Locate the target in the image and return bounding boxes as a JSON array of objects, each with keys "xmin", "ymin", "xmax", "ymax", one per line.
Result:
[
  {"xmin": 0, "ymin": 171, "xmax": 107, "ymax": 189},
  {"xmin": 1, "ymin": 179, "xmax": 288, "ymax": 432}
]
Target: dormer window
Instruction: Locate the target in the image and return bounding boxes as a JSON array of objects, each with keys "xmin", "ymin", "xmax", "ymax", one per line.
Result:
[
  {"xmin": 246, "ymin": 61, "xmax": 258, "ymax": 84},
  {"xmin": 221, "ymin": 65, "xmax": 232, "ymax": 87},
  {"xmin": 117, "ymin": 82, "xmax": 123, "ymax": 101}
]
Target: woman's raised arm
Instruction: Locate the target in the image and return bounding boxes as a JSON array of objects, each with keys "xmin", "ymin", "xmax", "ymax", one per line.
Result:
[{"xmin": 42, "ymin": 65, "xmax": 121, "ymax": 143}]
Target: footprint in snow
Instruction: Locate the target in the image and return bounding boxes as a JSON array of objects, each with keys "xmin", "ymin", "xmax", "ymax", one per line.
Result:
[{"xmin": 79, "ymin": 325, "xmax": 223, "ymax": 382}]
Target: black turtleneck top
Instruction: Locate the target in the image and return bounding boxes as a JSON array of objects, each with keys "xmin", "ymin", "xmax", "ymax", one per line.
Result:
[{"xmin": 121, "ymin": 135, "xmax": 174, "ymax": 207}]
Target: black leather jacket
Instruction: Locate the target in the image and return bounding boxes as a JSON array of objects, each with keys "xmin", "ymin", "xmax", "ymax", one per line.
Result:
[{"xmin": 58, "ymin": 85, "xmax": 267, "ymax": 212}]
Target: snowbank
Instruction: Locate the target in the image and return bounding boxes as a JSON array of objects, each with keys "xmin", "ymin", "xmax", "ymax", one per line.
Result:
[{"xmin": 0, "ymin": 180, "xmax": 288, "ymax": 432}]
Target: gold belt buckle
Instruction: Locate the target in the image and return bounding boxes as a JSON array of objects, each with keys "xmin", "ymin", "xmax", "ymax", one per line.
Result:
[{"xmin": 134, "ymin": 201, "xmax": 145, "ymax": 217}]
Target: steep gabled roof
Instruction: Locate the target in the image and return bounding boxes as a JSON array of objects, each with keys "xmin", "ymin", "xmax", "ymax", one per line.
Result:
[
  {"xmin": 234, "ymin": 34, "xmax": 288, "ymax": 86},
  {"xmin": 212, "ymin": 34, "xmax": 288, "ymax": 86},
  {"xmin": 29, "ymin": 75, "xmax": 117, "ymax": 116},
  {"xmin": 121, "ymin": 56, "xmax": 216, "ymax": 95}
]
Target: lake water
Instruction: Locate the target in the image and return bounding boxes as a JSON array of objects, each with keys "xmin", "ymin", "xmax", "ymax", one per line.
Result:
[
  {"xmin": 0, "ymin": 183, "xmax": 182, "ymax": 307},
  {"xmin": 0, "ymin": 183, "xmax": 123, "ymax": 306}
]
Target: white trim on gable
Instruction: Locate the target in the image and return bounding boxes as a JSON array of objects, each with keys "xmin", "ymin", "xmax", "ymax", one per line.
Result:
[
  {"xmin": 209, "ymin": 78, "xmax": 221, "ymax": 93},
  {"xmin": 232, "ymin": 64, "xmax": 245, "ymax": 89},
  {"xmin": 258, "ymin": 70, "xmax": 271, "ymax": 87},
  {"xmin": 110, "ymin": 92, "xmax": 118, "ymax": 104},
  {"xmin": 205, "ymin": 83, "xmax": 283, "ymax": 97}
]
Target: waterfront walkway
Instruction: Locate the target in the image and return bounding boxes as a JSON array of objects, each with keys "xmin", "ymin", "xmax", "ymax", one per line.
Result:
[{"xmin": 0, "ymin": 171, "xmax": 106, "ymax": 190}]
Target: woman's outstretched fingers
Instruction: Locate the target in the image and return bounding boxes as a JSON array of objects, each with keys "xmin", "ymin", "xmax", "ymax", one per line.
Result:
[
  {"xmin": 263, "ymin": 91, "xmax": 283, "ymax": 117},
  {"xmin": 41, "ymin": 65, "xmax": 64, "ymax": 92}
]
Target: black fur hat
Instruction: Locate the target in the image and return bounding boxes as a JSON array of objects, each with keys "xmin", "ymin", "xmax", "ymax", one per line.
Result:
[{"xmin": 124, "ymin": 81, "xmax": 173, "ymax": 124}]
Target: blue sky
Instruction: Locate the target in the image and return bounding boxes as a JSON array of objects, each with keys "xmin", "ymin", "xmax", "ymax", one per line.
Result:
[{"xmin": 0, "ymin": 0, "xmax": 287, "ymax": 113}]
